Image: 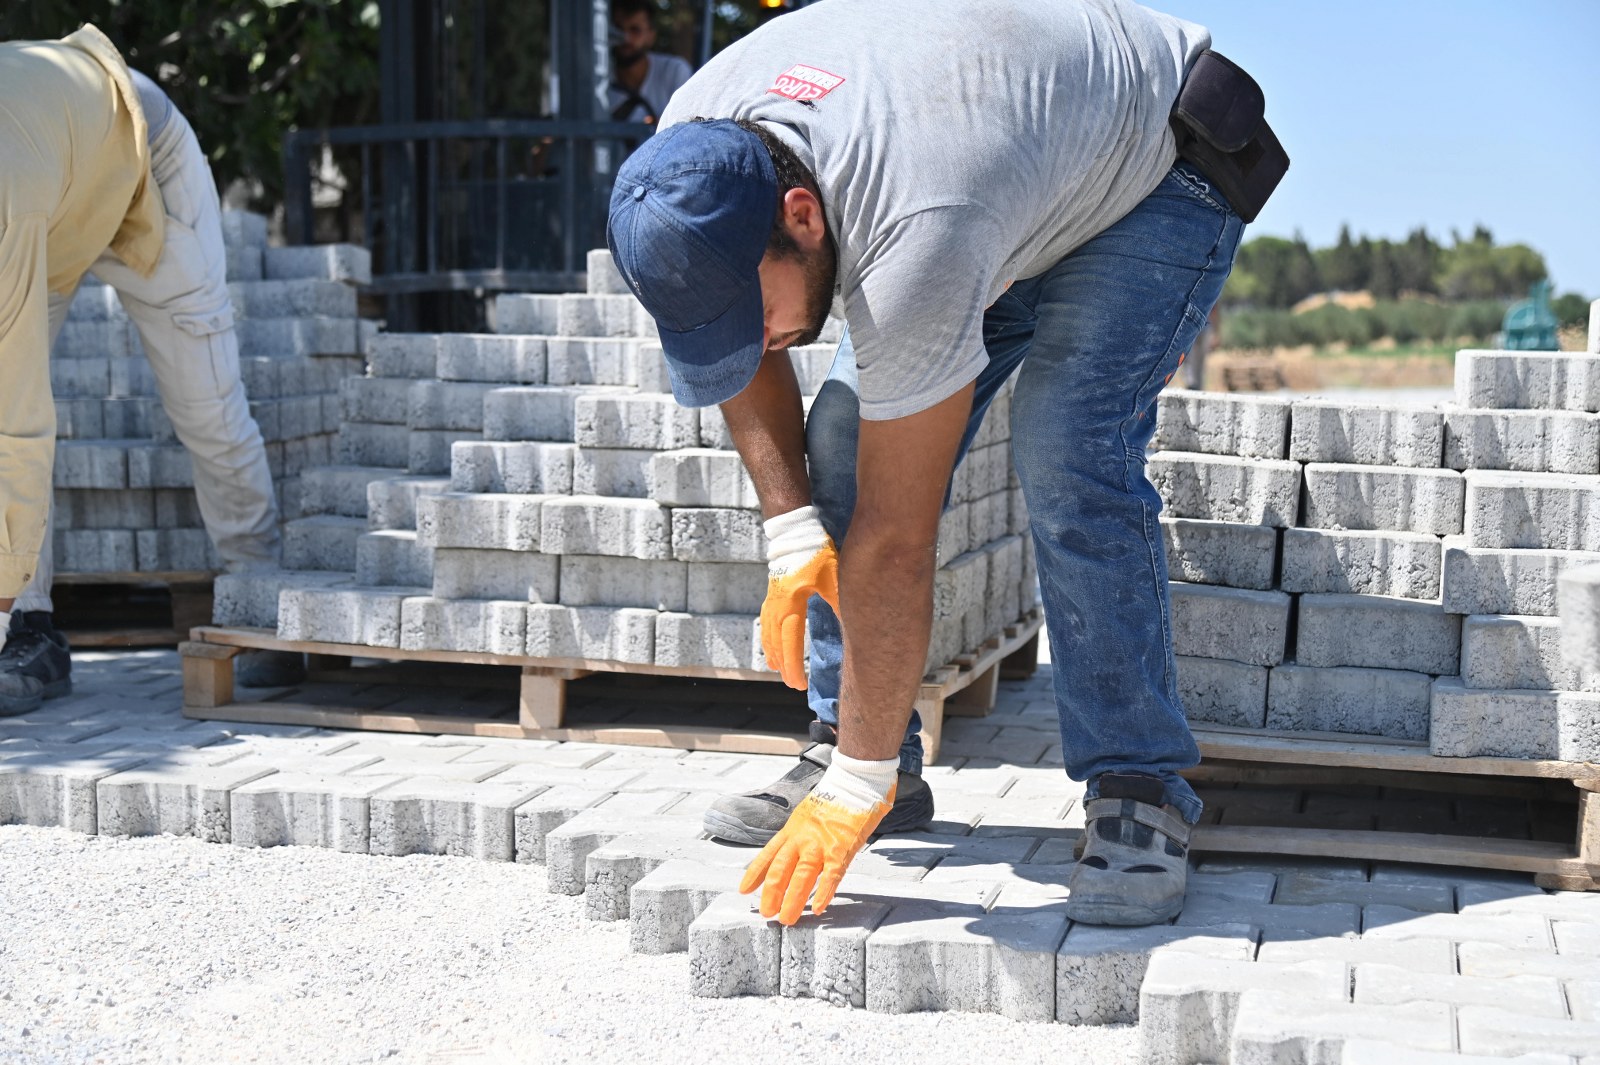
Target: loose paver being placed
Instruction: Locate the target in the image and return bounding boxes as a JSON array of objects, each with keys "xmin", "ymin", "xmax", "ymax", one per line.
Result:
[{"xmin": 2, "ymin": 647, "xmax": 1598, "ymax": 1064}]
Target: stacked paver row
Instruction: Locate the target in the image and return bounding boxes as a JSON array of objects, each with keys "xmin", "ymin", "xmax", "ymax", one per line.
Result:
[
  {"xmin": 52, "ymin": 211, "xmax": 374, "ymax": 573},
  {"xmin": 218, "ymin": 249, "xmax": 1039, "ymax": 675},
  {"xmin": 1151, "ymin": 324, "xmax": 1600, "ymax": 763}
]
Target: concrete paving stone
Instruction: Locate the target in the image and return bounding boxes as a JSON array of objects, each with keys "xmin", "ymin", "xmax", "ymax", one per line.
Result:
[
  {"xmin": 355, "ymin": 529, "xmax": 433, "ymax": 588},
  {"xmin": 511, "ymin": 785, "xmax": 616, "ymax": 862},
  {"xmin": 685, "ymin": 561, "xmax": 766, "ymax": 614},
  {"xmin": 1272, "ymin": 872, "xmax": 1454, "ymax": 912},
  {"xmin": 1454, "ymin": 349, "xmax": 1600, "ymax": 412},
  {"xmin": 584, "ymin": 246, "xmax": 628, "ymax": 295},
  {"xmin": 230, "ymin": 772, "xmax": 408, "ymax": 852},
  {"xmin": 628, "ymin": 859, "xmax": 744, "ymax": 954},
  {"xmin": 449, "ymin": 440, "xmax": 574, "ymax": 496},
  {"xmin": 135, "ymin": 529, "xmax": 221, "ymax": 572},
  {"xmin": 416, "ymin": 492, "xmax": 544, "ymax": 551},
  {"xmin": 0, "ymin": 750, "xmax": 158, "ymax": 833},
  {"xmin": 95, "ymin": 758, "xmax": 279, "ymax": 843},
  {"xmin": 653, "ymin": 612, "xmax": 765, "ymax": 671},
  {"xmin": 436, "ymin": 333, "xmax": 545, "ymax": 384},
  {"xmin": 1137, "ymin": 955, "xmax": 1348, "ymax": 1065},
  {"xmin": 1176, "ymin": 897, "xmax": 1360, "ymax": 937},
  {"xmin": 539, "ymin": 495, "xmax": 671, "ymax": 559},
  {"xmin": 1177, "ymin": 654, "xmax": 1269, "ymax": 728},
  {"xmin": 1355, "ymin": 961, "xmax": 1568, "ymax": 1016},
  {"xmin": 1458, "ymin": 1007, "xmax": 1600, "ymax": 1060},
  {"xmin": 1228, "ymin": 992, "xmax": 1454, "ymax": 1065},
  {"xmin": 367, "ymin": 332, "xmax": 440, "ymax": 379},
  {"xmin": 864, "ymin": 833, "xmax": 1038, "ymax": 878},
  {"xmin": 1161, "ymin": 518, "xmax": 1279, "ymax": 590},
  {"xmin": 670, "ymin": 507, "xmax": 765, "ymax": 563},
  {"xmin": 1280, "ymin": 527, "xmax": 1443, "ymax": 600},
  {"xmin": 1466, "ymin": 469, "xmax": 1600, "ymax": 551},
  {"xmin": 126, "ymin": 444, "xmax": 194, "ymax": 488},
  {"xmin": 573, "ymin": 393, "xmax": 698, "ymax": 450},
  {"xmin": 628, "ymin": 340, "xmax": 674, "ymax": 394},
  {"xmin": 1055, "ymin": 922, "xmax": 1258, "ymax": 1026},
  {"xmin": 109, "ymin": 353, "xmax": 159, "ymax": 396},
  {"xmin": 0, "ymin": 720, "xmax": 121, "ymax": 745},
  {"xmin": 1554, "ymin": 920, "xmax": 1600, "ymax": 955},
  {"xmin": 778, "ymin": 894, "xmax": 894, "ymax": 1007},
  {"xmin": 238, "ymin": 316, "xmax": 365, "ymax": 358},
  {"xmin": 937, "ymin": 500, "xmax": 972, "ymax": 564},
  {"xmin": 50, "ymin": 356, "xmax": 112, "ymax": 397},
  {"xmin": 86, "ymin": 725, "xmax": 246, "ymax": 751},
  {"xmin": 1567, "ymin": 978, "xmax": 1600, "ymax": 1020},
  {"xmin": 278, "ymin": 585, "xmax": 420, "ymax": 648},
  {"xmin": 543, "ymin": 807, "xmax": 702, "ymax": 894},
  {"xmin": 367, "ymin": 776, "xmax": 548, "ymax": 860},
  {"xmin": 1430, "ymin": 677, "xmax": 1600, "ymax": 760},
  {"xmin": 1366, "ymin": 862, "xmax": 1533, "ymax": 889},
  {"xmin": 1184, "ymin": 871, "xmax": 1280, "ymax": 903},
  {"xmin": 53, "ymin": 440, "xmax": 130, "ymax": 489},
  {"xmin": 585, "ymin": 834, "xmax": 755, "ymax": 920},
  {"xmin": 1454, "ymin": 882, "xmax": 1587, "ymax": 916},
  {"xmin": 1152, "ymin": 389, "xmax": 1291, "ymax": 459},
  {"xmin": 430, "ymin": 547, "xmax": 558, "ymax": 602},
  {"xmin": 1460, "ymin": 941, "xmax": 1600, "ymax": 981},
  {"xmin": 1442, "ymin": 541, "xmax": 1600, "ymax": 616},
  {"xmin": 649, "ymin": 448, "xmax": 760, "ymax": 508},
  {"xmin": 262, "ymin": 242, "xmax": 371, "ymax": 283},
  {"xmin": 1302, "ymin": 462, "xmax": 1465, "ymax": 535},
  {"xmin": 407, "ymin": 428, "xmax": 480, "ymax": 475},
  {"xmin": 220, "ymin": 209, "xmax": 267, "ymax": 249},
  {"xmin": 340, "ymin": 377, "xmax": 412, "ymax": 424},
  {"xmin": 1147, "ymin": 451, "xmax": 1303, "ymax": 527},
  {"xmin": 54, "ymin": 486, "xmax": 155, "ymax": 530},
  {"xmin": 366, "ymin": 475, "xmax": 449, "ymax": 531},
  {"xmin": 495, "ymin": 292, "xmax": 646, "ymax": 338},
  {"xmin": 863, "ymin": 896, "xmax": 1068, "ymax": 1021},
  {"xmin": 1464, "ymin": 613, "xmax": 1595, "ymax": 692},
  {"xmin": 482, "ymin": 385, "xmax": 619, "ymax": 442},
  {"xmin": 54, "ymin": 318, "xmax": 141, "ymax": 358},
  {"xmin": 1295, "ymin": 593, "xmax": 1462, "ymax": 675},
  {"xmin": 338, "ymin": 422, "xmax": 411, "ymax": 468},
  {"xmin": 1255, "ymin": 935, "xmax": 1456, "ymax": 971},
  {"xmin": 1170, "ymin": 582, "xmax": 1291, "ymax": 667},
  {"xmin": 212, "ymin": 569, "xmax": 349, "ymax": 628},
  {"xmin": 229, "ymin": 278, "xmax": 358, "ymax": 319},
  {"xmin": 407, "ymin": 380, "xmax": 494, "ymax": 431},
  {"xmin": 1445, "ymin": 408, "xmax": 1600, "ymax": 474},
  {"xmin": 1363, "ymin": 905, "xmax": 1553, "ymax": 950},
  {"xmin": 399, "ymin": 596, "xmax": 527, "ymax": 655},
  {"xmin": 1289, "ymin": 399, "xmax": 1445, "ymax": 467},
  {"xmin": 545, "ymin": 336, "xmax": 640, "ymax": 385},
  {"xmin": 299, "ymin": 465, "xmax": 392, "ymax": 519},
  {"xmin": 689, "ymin": 892, "xmax": 782, "ymax": 998},
  {"xmin": 53, "ymin": 529, "xmax": 137, "ymax": 573},
  {"xmin": 571, "ymin": 446, "xmax": 653, "ymax": 498},
  {"xmin": 1344, "ymin": 1041, "xmax": 1574, "ymax": 1065},
  {"xmin": 1561, "ymin": 563, "xmax": 1600, "ymax": 687},
  {"xmin": 524, "ymin": 603, "xmax": 656, "ymax": 663},
  {"xmin": 1265, "ymin": 663, "xmax": 1433, "ymax": 740}
]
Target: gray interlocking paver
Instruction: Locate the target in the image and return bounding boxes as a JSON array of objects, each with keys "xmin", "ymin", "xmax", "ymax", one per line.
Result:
[
  {"xmin": 1137, "ymin": 956, "xmax": 1347, "ymax": 1065},
  {"xmin": 1228, "ymin": 992, "xmax": 1454, "ymax": 1064},
  {"xmin": 585, "ymin": 834, "xmax": 753, "ymax": 921},
  {"xmin": 688, "ymin": 892, "xmax": 782, "ymax": 998},
  {"xmin": 1363, "ymin": 904, "xmax": 1555, "ymax": 950},
  {"xmin": 627, "ymin": 859, "xmax": 743, "ymax": 954},
  {"xmin": 1056, "ymin": 922, "xmax": 1257, "ymax": 1026},
  {"xmin": 1457, "ymin": 1007, "xmax": 1600, "ymax": 1059},
  {"xmin": 231, "ymin": 772, "xmax": 408, "ymax": 852},
  {"xmin": 1256, "ymin": 934, "xmax": 1457, "ymax": 972},
  {"xmin": 367, "ymin": 776, "xmax": 547, "ymax": 860},
  {"xmin": 1273, "ymin": 872, "xmax": 1455, "ymax": 912},
  {"xmin": 1340, "ymin": 1041, "xmax": 1573, "ymax": 1065},
  {"xmin": 1356, "ymin": 961, "xmax": 1569, "ymax": 1016}
]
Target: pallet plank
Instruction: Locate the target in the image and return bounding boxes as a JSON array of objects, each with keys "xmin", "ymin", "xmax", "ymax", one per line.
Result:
[{"xmin": 1191, "ymin": 824, "xmax": 1590, "ymax": 876}]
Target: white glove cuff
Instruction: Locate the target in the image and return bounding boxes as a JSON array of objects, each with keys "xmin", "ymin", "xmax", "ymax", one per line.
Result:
[
  {"xmin": 813, "ymin": 750, "xmax": 899, "ymax": 811},
  {"xmin": 764, "ymin": 505, "xmax": 830, "ymax": 567},
  {"xmin": 0, "ymin": 610, "xmax": 10, "ymax": 653}
]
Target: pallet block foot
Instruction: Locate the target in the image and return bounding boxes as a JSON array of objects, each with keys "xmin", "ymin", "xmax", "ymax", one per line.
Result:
[
  {"xmin": 999, "ymin": 631, "xmax": 1041, "ymax": 680},
  {"xmin": 518, "ymin": 666, "xmax": 590, "ymax": 730},
  {"xmin": 180, "ymin": 640, "xmax": 239, "ymax": 709}
]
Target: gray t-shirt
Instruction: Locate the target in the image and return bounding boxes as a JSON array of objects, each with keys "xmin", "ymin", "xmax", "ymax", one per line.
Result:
[
  {"xmin": 660, "ymin": 0, "xmax": 1209, "ymax": 419},
  {"xmin": 610, "ymin": 52, "xmax": 694, "ymax": 123}
]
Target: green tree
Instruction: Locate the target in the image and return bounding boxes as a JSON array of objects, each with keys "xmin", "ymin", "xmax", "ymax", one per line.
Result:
[
  {"xmin": 1552, "ymin": 292, "xmax": 1593, "ymax": 328},
  {"xmin": 1319, "ymin": 224, "xmax": 1367, "ymax": 292}
]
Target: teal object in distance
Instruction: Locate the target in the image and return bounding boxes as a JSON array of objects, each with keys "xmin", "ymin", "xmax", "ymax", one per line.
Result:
[{"xmin": 1502, "ymin": 280, "xmax": 1561, "ymax": 350}]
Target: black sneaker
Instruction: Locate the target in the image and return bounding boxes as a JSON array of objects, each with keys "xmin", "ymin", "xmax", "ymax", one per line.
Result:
[
  {"xmin": 0, "ymin": 611, "xmax": 73, "ymax": 717},
  {"xmin": 702, "ymin": 720, "xmax": 935, "ymax": 845}
]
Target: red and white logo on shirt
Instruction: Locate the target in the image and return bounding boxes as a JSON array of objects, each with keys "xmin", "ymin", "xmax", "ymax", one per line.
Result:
[{"xmin": 768, "ymin": 64, "xmax": 845, "ymax": 102}]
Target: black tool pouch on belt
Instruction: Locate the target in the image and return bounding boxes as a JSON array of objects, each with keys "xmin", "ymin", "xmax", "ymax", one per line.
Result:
[{"xmin": 1170, "ymin": 51, "xmax": 1289, "ymax": 223}]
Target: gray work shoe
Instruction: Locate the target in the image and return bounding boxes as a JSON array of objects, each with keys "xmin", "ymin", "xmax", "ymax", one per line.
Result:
[
  {"xmin": 702, "ymin": 721, "xmax": 935, "ymax": 845},
  {"xmin": 235, "ymin": 650, "xmax": 307, "ymax": 688},
  {"xmin": 0, "ymin": 612, "xmax": 73, "ymax": 717},
  {"xmin": 1063, "ymin": 772, "xmax": 1192, "ymax": 926}
]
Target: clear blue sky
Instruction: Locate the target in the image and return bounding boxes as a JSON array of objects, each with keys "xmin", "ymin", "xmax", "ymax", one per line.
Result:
[{"xmin": 1159, "ymin": 0, "xmax": 1600, "ymax": 296}]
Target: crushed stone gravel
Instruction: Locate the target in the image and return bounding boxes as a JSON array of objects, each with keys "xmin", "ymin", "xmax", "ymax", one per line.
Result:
[{"xmin": 0, "ymin": 825, "xmax": 1137, "ymax": 1065}]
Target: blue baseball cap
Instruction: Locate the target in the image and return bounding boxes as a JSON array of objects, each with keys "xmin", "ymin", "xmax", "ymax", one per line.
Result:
[{"xmin": 607, "ymin": 119, "xmax": 777, "ymax": 407}]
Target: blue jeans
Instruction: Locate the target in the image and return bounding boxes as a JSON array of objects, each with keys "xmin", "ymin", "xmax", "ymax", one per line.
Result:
[{"xmin": 802, "ymin": 164, "xmax": 1243, "ymax": 823}]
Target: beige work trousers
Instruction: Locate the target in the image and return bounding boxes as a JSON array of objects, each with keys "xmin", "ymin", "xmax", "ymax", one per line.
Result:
[{"xmin": 14, "ymin": 99, "xmax": 281, "ymax": 612}]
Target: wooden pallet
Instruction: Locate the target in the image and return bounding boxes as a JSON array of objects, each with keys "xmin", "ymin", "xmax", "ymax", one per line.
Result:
[
  {"xmin": 52, "ymin": 571, "xmax": 215, "ymax": 648},
  {"xmin": 1184, "ymin": 725, "xmax": 1600, "ymax": 891},
  {"xmin": 180, "ymin": 611, "xmax": 1044, "ymax": 763}
]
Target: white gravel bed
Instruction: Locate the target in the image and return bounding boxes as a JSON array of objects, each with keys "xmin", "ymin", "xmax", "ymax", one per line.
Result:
[{"xmin": 0, "ymin": 825, "xmax": 1136, "ymax": 1065}]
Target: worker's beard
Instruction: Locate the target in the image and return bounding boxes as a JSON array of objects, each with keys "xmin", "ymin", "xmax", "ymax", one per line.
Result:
[{"xmin": 788, "ymin": 239, "xmax": 838, "ymax": 349}]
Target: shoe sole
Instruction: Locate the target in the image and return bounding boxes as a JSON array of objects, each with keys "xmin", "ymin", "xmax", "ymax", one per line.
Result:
[
  {"xmin": 702, "ymin": 789, "xmax": 937, "ymax": 847},
  {"xmin": 1061, "ymin": 897, "xmax": 1184, "ymax": 926},
  {"xmin": 0, "ymin": 677, "xmax": 69, "ymax": 717}
]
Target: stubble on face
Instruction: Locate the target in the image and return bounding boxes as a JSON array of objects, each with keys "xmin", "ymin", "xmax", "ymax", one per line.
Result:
[{"xmin": 789, "ymin": 241, "xmax": 838, "ymax": 349}]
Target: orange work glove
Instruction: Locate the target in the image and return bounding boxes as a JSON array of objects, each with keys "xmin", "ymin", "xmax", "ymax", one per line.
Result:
[
  {"xmin": 739, "ymin": 750, "xmax": 898, "ymax": 925},
  {"xmin": 759, "ymin": 505, "xmax": 840, "ymax": 690}
]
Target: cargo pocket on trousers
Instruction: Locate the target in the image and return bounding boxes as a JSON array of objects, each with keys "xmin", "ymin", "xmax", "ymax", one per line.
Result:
[{"xmin": 169, "ymin": 300, "xmax": 239, "ymax": 405}]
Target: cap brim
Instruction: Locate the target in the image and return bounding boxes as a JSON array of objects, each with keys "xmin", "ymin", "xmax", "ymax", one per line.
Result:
[{"xmin": 655, "ymin": 278, "xmax": 765, "ymax": 408}]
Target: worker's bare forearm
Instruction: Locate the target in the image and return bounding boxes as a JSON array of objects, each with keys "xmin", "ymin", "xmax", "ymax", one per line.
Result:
[
  {"xmin": 836, "ymin": 527, "xmax": 937, "ymax": 762},
  {"xmin": 718, "ymin": 348, "xmax": 812, "ymax": 519}
]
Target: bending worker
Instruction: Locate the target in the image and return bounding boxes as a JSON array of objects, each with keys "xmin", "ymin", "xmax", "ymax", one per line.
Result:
[
  {"xmin": 0, "ymin": 26, "xmax": 294, "ymax": 714},
  {"xmin": 607, "ymin": 0, "xmax": 1285, "ymax": 926}
]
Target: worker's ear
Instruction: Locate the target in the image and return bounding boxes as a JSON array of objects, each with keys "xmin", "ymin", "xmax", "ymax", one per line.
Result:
[{"xmin": 779, "ymin": 187, "xmax": 828, "ymax": 253}]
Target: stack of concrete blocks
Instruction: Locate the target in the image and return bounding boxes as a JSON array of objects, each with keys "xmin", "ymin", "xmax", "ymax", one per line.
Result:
[
  {"xmin": 51, "ymin": 209, "xmax": 373, "ymax": 574},
  {"xmin": 232, "ymin": 248, "xmax": 1039, "ymax": 680},
  {"xmin": 1149, "ymin": 317, "xmax": 1600, "ymax": 763}
]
